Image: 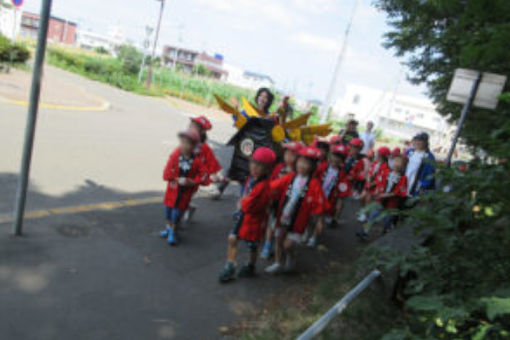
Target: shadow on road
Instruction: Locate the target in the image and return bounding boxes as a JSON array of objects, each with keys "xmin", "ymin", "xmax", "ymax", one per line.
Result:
[
  {"xmin": 0, "ymin": 172, "xmax": 362, "ymax": 340},
  {"xmin": 0, "ymin": 172, "xmax": 162, "ymax": 214}
]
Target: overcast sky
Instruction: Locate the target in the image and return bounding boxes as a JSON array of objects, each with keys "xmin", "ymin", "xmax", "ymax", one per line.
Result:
[{"xmin": 23, "ymin": 0, "xmax": 428, "ymax": 101}]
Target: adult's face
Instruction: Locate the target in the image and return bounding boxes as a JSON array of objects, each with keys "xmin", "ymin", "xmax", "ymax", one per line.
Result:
[
  {"xmin": 415, "ymin": 139, "xmax": 427, "ymax": 151},
  {"xmin": 366, "ymin": 122, "xmax": 374, "ymax": 132},
  {"xmin": 256, "ymin": 91, "xmax": 269, "ymax": 112}
]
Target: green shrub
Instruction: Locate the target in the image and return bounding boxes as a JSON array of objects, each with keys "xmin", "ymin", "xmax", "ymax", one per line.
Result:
[{"xmin": 0, "ymin": 34, "xmax": 30, "ymax": 63}]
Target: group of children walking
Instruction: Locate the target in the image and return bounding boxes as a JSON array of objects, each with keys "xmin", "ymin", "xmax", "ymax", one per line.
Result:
[{"xmin": 160, "ymin": 115, "xmax": 414, "ymax": 283}]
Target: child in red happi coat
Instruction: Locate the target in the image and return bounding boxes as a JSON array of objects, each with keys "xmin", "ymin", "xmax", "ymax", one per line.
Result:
[
  {"xmin": 189, "ymin": 116, "xmax": 222, "ymax": 182},
  {"xmin": 186, "ymin": 116, "xmax": 223, "ymax": 220},
  {"xmin": 357, "ymin": 155, "xmax": 408, "ymax": 240},
  {"xmin": 307, "ymin": 144, "xmax": 352, "ymax": 247},
  {"xmin": 218, "ymin": 147, "xmax": 276, "ymax": 283},
  {"xmin": 265, "ymin": 146, "xmax": 328, "ymax": 274},
  {"xmin": 359, "ymin": 147, "xmax": 391, "ymax": 222},
  {"xmin": 388, "ymin": 147, "xmax": 402, "ymax": 170},
  {"xmin": 161, "ymin": 130, "xmax": 207, "ymax": 245},
  {"xmin": 312, "ymin": 138, "xmax": 330, "ymax": 175},
  {"xmin": 261, "ymin": 141, "xmax": 302, "ymax": 259},
  {"xmin": 345, "ymin": 138, "xmax": 366, "ymax": 198}
]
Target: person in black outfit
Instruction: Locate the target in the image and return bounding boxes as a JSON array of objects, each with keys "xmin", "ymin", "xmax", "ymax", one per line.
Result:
[{"xmin": 338, "ymin": 119, "xmax": 360, "ymax": 145}]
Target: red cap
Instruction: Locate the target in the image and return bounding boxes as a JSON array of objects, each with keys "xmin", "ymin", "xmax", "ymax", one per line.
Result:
[
  {"xmin": 251, "ymin": 147, "xmax": 276, "ymax": 165},
  {"xmin": 191, "ymin": 116, "xmax": 212, "ymax": 131},
  {"xmin": 298, "ymin": 146, "xmax": 321, "ymax": 160},
  {"xmin": 391, "ymin": 147, "xmax": 401, "ymax": 156},
  {"xmin": 283, "ymin": 141, "xmax": 303, "ymax": 153},
  {"xmin": 349, "ymin": 138, "xmax": 364, "ymax": 148},
  {"xmin": 178, "ymin": 129, "xmax": 200, "ymax": 144},
  {"xmin": 329, "ymin": 135, "xmax": 342, "ymax": 145},
  {"xmin": 331, "ymin": 144, "xmax": 349, "ymax": 157},
  {"xmin": 377, "ymin": 146, "xmax": 391, "ymax": 157}
]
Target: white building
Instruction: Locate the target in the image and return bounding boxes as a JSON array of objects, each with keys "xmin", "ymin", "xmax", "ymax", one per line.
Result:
[
  {"xmin": 223, "ymin": 63, "xmax": 275, "ymax": 90},
  {"xmin": 76, "ymin": 26, "xmax": 127, "ymax": 54},
  {"xmin": 334, "ymin": 84, "xmax": 453, "ymax": 146},
  {"xmin": 0, "ymin": 5, "xmax": 22, "ymax": 40}
]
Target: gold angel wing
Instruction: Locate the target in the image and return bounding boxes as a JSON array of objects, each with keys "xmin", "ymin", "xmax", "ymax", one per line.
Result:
[
  {"xmin": 283, "ymin": 113, "xmax": 312, "ymax": 129},
  {"xmin": 241, "ymin": 97, "xmax": 261, "ymax": 118},
  {"xmin": 214, "ymin": 94, "xmax": 247, "ymax": 129},
  {"xmin": 214, "ymin": 94, "xmax": 237, "ymax": 115},
  {"xmin": 300, "ymin": 124, "xmax": 332, "ymax": 136}
]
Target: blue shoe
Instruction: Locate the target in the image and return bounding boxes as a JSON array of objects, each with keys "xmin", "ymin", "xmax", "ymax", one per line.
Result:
[
  {"xmin": 167, "ymin": 229, "xmax": 178, "ymax": 246},
  {"xmin": 160, "ymin": 226, "xmax": 171, "ymax": 238},
  {"xmin": 260, "ymin": 241, "xmax": 272, "ymax": 259}
]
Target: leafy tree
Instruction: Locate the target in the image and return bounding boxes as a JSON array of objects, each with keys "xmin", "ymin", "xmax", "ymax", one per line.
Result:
[
  {"xmin": 376, "ymin": 0, "xmax": 510, "ymax": 155},
  {"xmin": 193, "ymin": 63, "xmax": 212, "ymax": 77},
  {"xmin": 116, "ymin": 44, "xmax": 143, "ymax": 75},
  {"xmin": 94, "ymin": 46, "xmax": 110, "ymax": 55},
  {"xmin": 368, "ymin": 1, "xmax": 510, "ymax": 339}
]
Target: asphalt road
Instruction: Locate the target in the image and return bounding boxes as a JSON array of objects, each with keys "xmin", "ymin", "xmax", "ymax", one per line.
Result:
[
  {"xmin": 0, "ymin": 66, "xmax": 236, "ymax": 213},
  {"xmin": 0, "ymin": 66, "xmax": 362, "ymax": 340}
]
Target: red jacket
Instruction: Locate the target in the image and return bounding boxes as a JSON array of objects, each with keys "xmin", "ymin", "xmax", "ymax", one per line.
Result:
[
  {"xmin": 366, "ymin": 161, "xmax": 390, "ymax": 194},
  {"xmin": 349, "ymin": 157, "xmax": 365, "ymax": 181},
  {"xmin": 315, "ymin": 160, "xmax": 329, "ymax": 178},
  {"xmin": 374, "ymin": 171, "xmax": 408, "ymax": 209},
  {"xmin": 317, "ymin": 166, "xmax": 352, "ymax": 215},
  {"xmin": 270, "ymin": 162, "xmax": 293, "ymax": 180},
  {"xmin": 163, "ymin": 148, "xmax": 207, "ymax": 210},
  {"xmin": 197, "ymin": 142, "xmax": 222, "ymax": 185},
  {"xmin": 237, "ymin": 177, "xmax": 272, "ymax": 241},
  {"xmin": 271, "ymin": 173, "xmax": 328, "ymax": 234}
]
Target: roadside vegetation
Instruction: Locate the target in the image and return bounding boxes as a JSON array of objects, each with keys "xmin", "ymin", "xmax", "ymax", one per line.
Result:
[
  {"xmin": 0, "ymin": 34, "xmax": 30, "ymax": 66},
  {"xmin": 46, "ymin": 45, "xmax": 254, "ymax": 106},
  {"xmin": 241, "ymin": 0, "xmax": 510, "ymax": 339}
]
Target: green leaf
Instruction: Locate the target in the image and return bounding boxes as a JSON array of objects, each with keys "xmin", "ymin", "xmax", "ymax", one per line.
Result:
[
  {"xmin": 482, "ymin": 297, "xmax": 510, "ymax": 321},
  {"xmin": 471, "ymin": 324, "xmax": 491, "ymax": 340},
  {"xmin": 407, "ymin": 295, "xmax": 444, "ymax": 312}
]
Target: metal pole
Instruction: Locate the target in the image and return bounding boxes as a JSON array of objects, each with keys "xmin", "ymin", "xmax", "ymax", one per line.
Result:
[
  {"xmin": 319, "ymin": 0, "xmax": 361, "ymax": 123},
  {"xmin": 12, "ymin": 0, "xmax": 53, "ymax": 236},
  {"xmin": 296, "ymin": 270, "xmax": 381, "ymax": 340},
  {"xmin": 146, "ymin": 0, "xmax": 165, "ymax": 88},
  {"xmin": 445, "ymin": 72, "xmax": 482, "ymax": 168}
]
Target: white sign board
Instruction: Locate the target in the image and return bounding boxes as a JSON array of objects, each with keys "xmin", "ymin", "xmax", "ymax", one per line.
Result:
[{"xmin": 447, "ymin": 68, "xmax": 507, "ymax": 110}]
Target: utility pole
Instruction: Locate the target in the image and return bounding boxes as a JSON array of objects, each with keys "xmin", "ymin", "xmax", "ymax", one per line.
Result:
[
  {"xmin": 12, "ymin": 0, "xmax": 53, "ymax": 236},
  {"xmin": 146, "ymin": 0, "xmax": 165, "ymax": 88},
  {"xmin": 319, "ymin": 0, "xmax": 361, "ymax": 123},
  {"xmin": 138, "ymin": 26, "xmax": 153, "ymax": 84}
]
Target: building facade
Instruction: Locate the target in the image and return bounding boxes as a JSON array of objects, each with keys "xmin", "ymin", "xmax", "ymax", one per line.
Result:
[
  {"xmin": 20, "ymin": 11, "xmax": 77, "ymax": 45},
  {"xmin": 76, "ymin": 27, "xmax": 127, "ymax": 54},
  {"xmin": 334, "ymin": 84, "xmax": 453, "ymax": 146},
  {"xmin": 223, "ymin": 63, "xmax": 275, "ymax": 90},
  {"xmin": 0, "ymin": 5, "xmax": 22, "ymax": 40},
  {"xmin": 162, "ymin": 46, "xmax": 199, "ymax": 73},
  {"xmin": 194, "ymin": 52, "xmax": 227, "ymax": 80}
]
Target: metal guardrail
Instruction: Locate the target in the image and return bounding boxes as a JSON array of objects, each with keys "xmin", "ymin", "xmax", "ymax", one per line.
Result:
[{"xmin": 296, "ymin": 269, "xmax": 382, "ymax": 340}]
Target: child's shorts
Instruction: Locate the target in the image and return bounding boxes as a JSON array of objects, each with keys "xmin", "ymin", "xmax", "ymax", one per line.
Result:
[
  {"xmin": 230, "ymin": 222, "xmax": 260, "ymax": 252},
  {"xmin": 165, "ymin": 206, "xmax": 182, "ymax": 225}
]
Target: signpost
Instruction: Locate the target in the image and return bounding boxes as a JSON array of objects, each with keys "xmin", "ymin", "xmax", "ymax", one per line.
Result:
[
  {"xmin": 11, "ymin": 0, "xmax": 23, "ymax": 7},
  {"xmin": 445, "ymin": 68, "xmax": 507, "ymax": 167}
]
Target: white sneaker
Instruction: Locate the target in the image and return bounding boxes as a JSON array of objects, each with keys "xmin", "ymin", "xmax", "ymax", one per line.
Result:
[
  {"xmin": 265, "ymin": 262, "xmax": 283, "ymax": 274},
  {"xmin": 284, "ymin": 255, "xmax": 295, "ymax": 272},
  {"xmin": 306, "ymin": 237, "xmax": 317, "ymax": 248}
]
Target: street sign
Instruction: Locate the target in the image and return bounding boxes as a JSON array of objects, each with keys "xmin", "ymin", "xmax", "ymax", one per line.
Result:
[
  {"xmin": 447, "ymin": 68, "xmax": 507, "ymax": 110},
  {"xmin": 12, "ymin": 0, "xmax": 23, "ymax": 7}
]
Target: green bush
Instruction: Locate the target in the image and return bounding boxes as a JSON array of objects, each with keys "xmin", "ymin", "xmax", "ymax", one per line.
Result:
[{"xmin": 0, "ymin": 34, "xmax": 30, "ymax": 63}]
